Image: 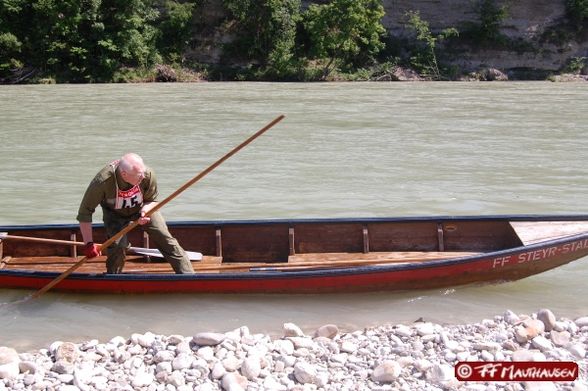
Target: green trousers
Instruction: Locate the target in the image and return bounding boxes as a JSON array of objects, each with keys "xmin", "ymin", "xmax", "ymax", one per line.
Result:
[{"xmin": 102, "ymin": 209, "xmax": 194, "ymax": 274}]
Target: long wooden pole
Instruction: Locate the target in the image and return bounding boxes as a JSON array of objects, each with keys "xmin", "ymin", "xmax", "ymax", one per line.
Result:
[{"xmin": 29, "ymin": 115, "xmax": 285, "ymax": 299}]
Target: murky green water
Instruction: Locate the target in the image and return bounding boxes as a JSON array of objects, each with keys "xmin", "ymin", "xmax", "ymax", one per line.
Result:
[{"xmin": 0, "ymin": 82, "xmax": 587, "ymax": 351}]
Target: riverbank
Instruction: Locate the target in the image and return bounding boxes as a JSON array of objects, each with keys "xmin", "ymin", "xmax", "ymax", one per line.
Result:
[{"xmin": 1, "ymin": 309, "xmax": 586, "ymax": 391}]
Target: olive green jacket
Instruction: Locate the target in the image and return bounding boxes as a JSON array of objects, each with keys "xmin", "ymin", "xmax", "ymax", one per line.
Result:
[{"xmin": 76, "ymin": 163, "xmax": 158, "ymax": 223}]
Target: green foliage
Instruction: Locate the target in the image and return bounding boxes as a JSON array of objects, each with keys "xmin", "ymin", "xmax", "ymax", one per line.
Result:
[
  {"xmin": 564, "ymin": 56, "xmax": 587, "ymax": 73},
  {"xmin": 476, "ymin": 0, "xmax": 508, "ymax": 42},
  {"xmin": 0, "ymin": 0, "xmax": 160, "ymax": 82},
  {"xmin": 302, "ymin": 0, "xmax": 385, "ymax": 79},
  {"xmin": 155, "ymin": 0, "xmax": 196, "ymax": 62},
  {"xmin": 458, "ymin": 0, "xmax": 509, "ymax": 48},
  {"xmin": 406, "ymin": 11, "xmax": 458, "ymax": 80},
  {"xmin": 222, "ymin": 0, "xmax": 300, "ymax": 78},
  {"xmin": 567, "ymin": 0, "xmax": 588, "ymax": 21}
]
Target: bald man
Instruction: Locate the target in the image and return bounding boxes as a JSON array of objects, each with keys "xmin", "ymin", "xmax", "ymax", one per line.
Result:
[{"xmin": 77, "ymin": 153, "xmax": 194, "ymax": 274}]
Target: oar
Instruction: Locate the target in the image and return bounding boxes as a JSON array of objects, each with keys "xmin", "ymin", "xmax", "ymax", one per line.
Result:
[
  {"xmin": 29, "ymin": 114, "xmax": 285, "ymax": 299},
  {"xmin": 0, "ymin": 233, "xmax": 203, "ymax": 261}
]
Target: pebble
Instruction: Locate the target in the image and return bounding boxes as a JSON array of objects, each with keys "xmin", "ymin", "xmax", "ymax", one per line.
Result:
[{"xmin": 1, "ymin": 309, "xmax": 587, "ymax": 390}]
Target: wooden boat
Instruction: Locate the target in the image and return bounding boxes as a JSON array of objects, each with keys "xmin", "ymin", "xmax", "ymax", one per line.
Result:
[{"xmin": 1, "ymin": 215, "xmax": 588, "ymax": 294}]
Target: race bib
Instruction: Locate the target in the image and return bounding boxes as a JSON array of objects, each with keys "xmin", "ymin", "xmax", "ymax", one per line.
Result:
[{"xmin": 114, "ymin": 185, "xmax": 143, "ymax": 209}]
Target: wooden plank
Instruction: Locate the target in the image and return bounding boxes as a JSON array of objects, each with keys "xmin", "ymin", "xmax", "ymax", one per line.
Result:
[
  {"xmin": 510, "ymin": 221, "xmax": 588, "ymax": 245},
  {"xmin": 288, "ymin": 251, "xmax": 478, "ymax": 264},
  {"xmin": 1, "ymin": 256, "xmax": 12, "ymax": 269}
]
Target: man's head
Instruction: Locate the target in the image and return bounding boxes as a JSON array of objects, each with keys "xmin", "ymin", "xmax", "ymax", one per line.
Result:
[{"xmin": 119, "ymin": 153, "xmax": 146, "ymax": 186}]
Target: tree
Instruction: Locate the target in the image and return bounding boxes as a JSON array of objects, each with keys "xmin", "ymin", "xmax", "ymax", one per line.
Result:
[
  {"xmin": 154, "ymin": 0, "xmax": 197, "ymax": 63},
  {"xmin": 406, "ymin": 10, "xmax": 458, "ymax": 80},
  {"xmin": 223, "ymin": 0, "xmax": 300, "ymax": 78},
  {"xmin": 0, "ymin": 0, "xmax": 160, "ymax": 82},
  {"xmin": 302, "ymin": 0, "xmax": 385, "ymax": 79}
]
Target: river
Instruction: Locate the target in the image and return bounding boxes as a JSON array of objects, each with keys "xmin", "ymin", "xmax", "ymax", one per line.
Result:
[{"xmin": 0, "ymin": 81, "xmax": 587, "ymax": 351}]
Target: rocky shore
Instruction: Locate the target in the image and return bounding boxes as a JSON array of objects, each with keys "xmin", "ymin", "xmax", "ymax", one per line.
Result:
[{"xmin": 0, "ymin": 309, "xmax": 586, "ymax": 391}]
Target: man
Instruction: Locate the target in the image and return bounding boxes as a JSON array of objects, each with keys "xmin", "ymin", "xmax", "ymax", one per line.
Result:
[{"xmin": 77, "ymin": 153, "xmax": 194, "ymax": 274}]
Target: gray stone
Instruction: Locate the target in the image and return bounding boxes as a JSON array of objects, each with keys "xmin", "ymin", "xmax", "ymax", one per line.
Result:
[
  {"xmin": 315, "ymin": 324, "xmax": 339, "ymax": 339},
  {"xmin": 537, "ymin": 309, "xmax": 556, "ymax": 331},
  {"xmin": 193, "ymin": 332, "xmax": 226, "ymax": 346},
  {"xmin": 550, "ymin": 330, "xmax": 571, "ymax": 347},
  {"xmin": 503, "ymin": 310, "xmax": 520, "ymax": 325},
  {"xmin": 574, "ymin": 317, "xmax": 588, "ymax": 327},
  {"xmin": 55, "ymin": 343, "xmax": 78, "ymax": 364},
  {"xmin": 293, "ymin": 361, "xmax": 317, "ymax": 384}
]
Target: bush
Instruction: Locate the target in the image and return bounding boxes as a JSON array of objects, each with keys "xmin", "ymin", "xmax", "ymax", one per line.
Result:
[{"xmin": 302, "ymin": 0, "xmax": 386, "ymax": 79}]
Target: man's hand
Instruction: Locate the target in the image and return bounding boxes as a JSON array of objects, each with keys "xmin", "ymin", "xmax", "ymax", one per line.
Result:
[
  {"xmin": 138, "ymin": 202, "xmax": 156, "ymax": 225},
  {"xmin": 84, "ymin": 242, "xmax": 101, "ymax": 258}
]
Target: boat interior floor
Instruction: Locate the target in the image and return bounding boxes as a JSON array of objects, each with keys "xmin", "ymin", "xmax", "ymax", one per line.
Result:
[{"xmin": 0, "ymin": 251, "xmax": 480, "ymax": 274}]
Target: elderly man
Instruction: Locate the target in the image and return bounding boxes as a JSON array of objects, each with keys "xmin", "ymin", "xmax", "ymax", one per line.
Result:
[{"xmin": 77, "ymin": 153, "xmax": 194, "ymax": 274}]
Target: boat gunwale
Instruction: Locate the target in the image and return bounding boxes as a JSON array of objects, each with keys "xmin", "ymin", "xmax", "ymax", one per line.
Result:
[
  {"xmin": 1, "ymin": 230, "xmax": 587, "ymax": 281},
  {"xmin": 3, "ymin": 213, "xmax": 588, "ymax": 233}
]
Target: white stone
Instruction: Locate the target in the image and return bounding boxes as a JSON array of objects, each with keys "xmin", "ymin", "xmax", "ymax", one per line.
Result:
[
  {"xmin": 0, "ymin": 347, "xmax": 19, "ymax": 366},
  {"xmin": 283, "ymin": 323, "xmax": 304, "ymax": 337},
  {"xmin": 137, "ymin": 332, "xmax": 156, "ymax": 348},
  {"xmin": 132, "ymin": 370, "xmax": 154, "ymax": 388},
  {"xmin": 273, "ymin": 340, "xmax": 294, "ymax": 355},
  {"xmin": 0, "ymin": 362, "xmax": 19, "ymax": 380},
  {"xmin": 166, "ymin": 371, "xmax": 185, "ymax": 387},
  {"xmin": 394, "ymin": 325, "xmax": 412, "ymax": 338},
  {"xmin": 566, "ymin": 344, "xmax": 586, "ymax": 359},
  {"xmin": 263, "ymin": 375, "xmax": 287, "ymax": 390},
  {"xmin": 288, "ymin": 337, "xmax": 314, "ymax": 350},
  {"xmin": 108, "ymin": 336, "xmax": 126, "ymax": 347},
  {"xmin": 154, "ymin": 351, "xmax": 175, "ymax": 363},
  {"xmin": 512, "ymin": 349, "xmax": 546, "ymax": 362},
  {"xmin": 211, "ymin": 362, "xmax": 226, "ymax": 379},
  {"xmin": 222, "ymin": 356, "xmax": 241, "ymax": 372},
  {"xmin": 426, "ymin": 363, "xmax": 454, "ymax": 383},
  {"xmin": 414, "ymin": 323, "xmax": 436, "ymax": 336},
  {"xmin": 240, "ymin": 357, "xmax": 261, "ymax": 380},
  {"xmin": 550, "ymin": 330, "xmax": 571, "ymax": 347},
  {"xmin": 172, "ymin": 353, "xmax": 193, "ymax": 371},
  {"xmin": 340, "ymin": 341, "xmax": 358, "ymax": 353},
  {"xmin": 196, "ymin": 346, "xmax": 215, "ymax": 361},
  {"xmin": 524, "ymin": 381, "xmax": 557, "ymax": 391},
  {"xmin": 221, "ymin": 372, "xmax": 248, "ymax": 391},
  {"xmin": 531, "ymin": 336, "xmax": 553, "ymax": 352},
  {"xmin": 414, "ymin": 359, "xmax": 432, "ymax": 372},
  {"xmin": 371, "ymin": 360, "xmax": 401, "ymax": 383},
  {"xmin": 156, "ymin": 361, "xmax": 172, "ymax": 374},
  {"xmin": 480, "ymin": 350, "xmax": 494, "ymax": 361},
  {"xmin": 574, "ymin": 317, "xmax": 588, "ymax": 327}
]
